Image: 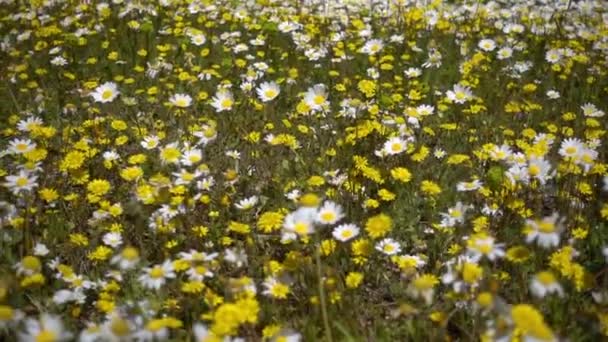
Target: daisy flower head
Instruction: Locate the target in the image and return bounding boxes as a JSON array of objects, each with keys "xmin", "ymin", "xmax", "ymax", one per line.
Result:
[
  {"xmin": 304, "ymin": 84, "xmax": 329, "ymax": 111},
  {"xmin": 375, "ymin": 238, "xmax": 402, "ymax": 256},
  {"xmin": 478, "ymin": 38, "xmax": 496, "ymax": 51},
  {"xmin": 283, "ymin": 207, "xmax": 317, "ymax": 237},
  {"xmin": 332, "ymin": 223, "xmax": 360, "ymax": 242},
  {"xmin": 496, "ymin": 46, "xmax": 513, "ymax": 60},
  {"xmin": 91, "ymin": 82, "xmax": 119, "ymax": 103},
  {"xmin": 19, "ymin": 314, "xmax": 72, "ymax": 342},
  {"xmin": 169, "ymin": 93, "xmax": 192, "ymax": 108},
  {"xmin": 235, "ymin": 195, "xmax": 259, "ymax": 210},
  {"xmin": 141, "ymin": 135, "xmax": 160, "ymax": 150},
  {"xmin": 262, "ymin": 276, "xmax": 290, "ymax": 299},
  {"xmin": 189, "ymin": 33, "xmax": 206, "ymax": 46},
  {"xmin": 466, "ymin": 233, "xmax": 505, "ymax": 262},
  {"xmin": 17, "ymin": 116, "xmax": 43, "ymax": 132},
  {"xmin": 558, "ymin": 138, "xmax": 584, "ymax": 160},
  {"xmin": 530, "ymin": 271, "xmax": 563, "ymax": 298},
  {"xmin": 524, "ymin": 213, "xmax": 563, "ymax": 248},
  {"xmin": 138, "ymin": 259, "xmax": 175, "ymax": 290},
  {"xmin": 446, "ymin": 84, "xmax": 473, "ymax": 104},
  {"xmin": 581, "ymin": 103, "xmax": 604, "ymax": 117},
  {"xmin": 8, "ymin": 138, "xmax": 36, "ymax": 155},
  {"xmin": 111, "ymin": 246, "xmax": 140, "ymax": 270},
  {"xmin": 383, "ymin": 136, "xmax": 408, "ymax": 155},
  {"xmin": 360, "ymin": 38, "xmax": 383, "ymax": 55},
  {"xmin": 316, "ymin": 201, "xmax": 344, "ymax": 225},
  {"xmin": 527, "ymin": 157, "xmax": 553, "ymax": 185},
  {"xmin": 3, "ymin": 170, "xmax": 38, "ymax": 195},
  {"xmin": 210, "ymin": 88, "xmax": 234, "ymax": 112},
  {"xmin": 256, "ymin": 81, "xmax": 280, "ymax": 102}
]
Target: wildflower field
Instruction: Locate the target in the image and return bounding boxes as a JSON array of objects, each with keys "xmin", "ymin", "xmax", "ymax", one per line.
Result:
[{"xmin": 2, "ymin": 0, "xmax": 608, "ymax": 340}]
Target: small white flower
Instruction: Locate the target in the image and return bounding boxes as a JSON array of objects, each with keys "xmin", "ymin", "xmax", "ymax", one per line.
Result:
[
  {"xmin": 235, "ymin": 196, "xmax": 258, "ymax": 210},
  {"xmin": 256, "ymin": 81, "xmax": 280, "ymax": 102},
  {"xmin": 332, "ymin": 223, "xmax": 360, "ymax": 242},
  {"xmin": 376, "ymin": 238, "xmax": 401, "ymax": 256},
  {"xmin": 478, "ymin": 38, "xmax": 496, "ymax": 52},
  {"xmin": 33, "ymin": 243, "xmax": 49, "ymax": 256},
  {"xmin": 169, "ymin": 93, "xmax": 192, "ymax": 108},
  {"xmin": 210, "ymin": 89, "xmax": 234, "ymax": 112},
  {"xmin": 446, "ymin": 84, "xmax": 473, "ymax": 104},
  {"xmin": 102, "ymin": 232, "xmax": 123, "ymax": 248},
  {"xmin": 530, "ymin": 271, "xmax": 563, "ymax": 298},
  {"xmin": 91, "ymin": 82, "xmax": 119, "ymax": 103},
  {"xmin": 316, "ymin": 201, "xmax": 344, "ymax": 225}
]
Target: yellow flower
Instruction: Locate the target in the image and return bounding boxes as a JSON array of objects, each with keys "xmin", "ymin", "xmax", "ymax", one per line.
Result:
[
  {"xmin": 257, "ymin": 211, "xmax": 284, "ymax": 233},
  {"xmin": 391, "ymin": 167, "xmax": 412, "ymax": 183},
  {"xmin": 420, "ymin": 180, "xmax": 442, "ymax": 196},
  {"xmin": 345, "ymin": 272, "xmax": 364, "ymax": 289},
  {"xmin": 511, "ymin": 304, "xmax": 555, "ymax": 341},
  {"xmin": 87, "ymin": 179, "xmax": 111, "ymax": 196},
  {"xmin": 365, "ymin": 213, "xmax": 393, "ymax": 239}
]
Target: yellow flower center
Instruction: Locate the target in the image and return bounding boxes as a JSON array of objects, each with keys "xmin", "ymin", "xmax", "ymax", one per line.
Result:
[
  {"xmin": 220, "ymin": 98, "xmax": 233, "ymax": 108},
  {"xmin": 293, "ymin": 222, "xmax": 309, "ymax": 235},
  {"xmin": 455, "ymin": 91, "xmax": 465, "ymax": 100},
  {"xmin": 122, "ymin": 247, "xmax": 139, "ymax": 260},
  {"xmin": 0, "ymin": 305, "xmax": 14, "ymax": 320},
  {"xmin": 313, "ymin": 95, "xmax": 325, "ymax": 105},
  {"xmin": 538, "ymin": 221, "xmax": 555, "ymax": 233},
  {"xmin": 22, "ymin": 256, "xmax": 41, "ymax": 270},
  {"xmin": 340, "ymin": 230, "xmax": 353, "ymax": 239},
  {"xmin": 16, "ymin": 177, "xmax": 29, "ymax": 187},
  {"xmin": 320, "ymin": 212, "xmax": 335, "ymax": 222},
  {"xmin": 264, "ymin": 89, "xmax": 277, "ymax": 99},
  {"xmin": 565, "ymin": 146, "xmax": 577, "ymax": 154},
  {"xmin": 110, "ymin": 317, "xmax": 130, "ymax": 336},
  {"xmin": 35, "ymin": 330, "xmax": 58, "ymax": 342},
  {"xmin": 101, "ymin": 89, "xmax": 113, "ymax": 100},
  {"xmin": 528, "ymin": 165, "xmax": 540, "ymax": 176},
  {"xmin": 536, "ymin": 271, "xmax": 556, "ymax": 285},
  {"xmin": 175, "ymin": 98, "xmax": 188, "ymax": 107},
  {"xmin": 149, "ymin": 266, "xmax": 165, "ymax": 279},
  {"xmin": 391, "ymin": 143, "xmax": 402, "ymax": 152}
]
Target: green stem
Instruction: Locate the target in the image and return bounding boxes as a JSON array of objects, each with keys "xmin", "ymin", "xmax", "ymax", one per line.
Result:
[{"xmin": 315, "ymin": 238, "xmax": 333, "ymax": 342}]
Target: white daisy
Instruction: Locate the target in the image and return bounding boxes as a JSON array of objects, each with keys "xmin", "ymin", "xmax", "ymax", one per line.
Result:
[
  {"xmin": 316, "ymin": 201, "xmax": 344, "ymax": 225},
  {"xmin": 91, "ymin": 82, "xmax": 119, "ymax": 103},
  {"xmin": 141, "ymin": 135, "xmax": 160, "ymax": 150},
  {"xmin": 256, "ymin": 81, "xmax": 280, "ymax": 102},
  {"xmin": 446, "ymin": 84, "xmax": 473, "ymax": 104},
  {"xmin": 102, "ymin": 232, "xmax": 123, "ymax": 248},
  {"xmin": 558, "ymin": 138, "xmax": 584, "ymax": 159},
  {"xmin": 169, "ymin": 93, "xmax": 192, "ymax": 108},
  {"xmin": 375, "ymin": 238, "xmax": 401, "ymax": 256},
  {"xmin": 3, "ymin": 170, "xmax": 38, "ymax": 195},
  {"xmin": 383, "ymin": 136, "xmax": 408, "ymax": 155},
  {"xmin": 210, "ymin": 89, "xmax": 234, "ymax": 112},
  {"xmin": 478, "ymin": 38, "xmax": 496, "ymax": 51},
  {"xmin": 190, "ymin": 33, "xmax": 206, "ymax": 46},
  {"xmin": 530, "ymin": 271, "xmax": 563, "ymax": 298},
  {"xmin": 283, "ymin": 207, "xmax": 317, "ymax": 236},
  {"xmin": 303, "ymin": 84, "xmax": 329, "ymax": 111},
  {"xmin": 360, "ymin": 39, "xmax": 383, "ymax": 55},
  {"xmin": 8, "ymin": 138, "xmax": 36, "ymax": 155},
  {"xmin": 332, "ymin": 223, "xmax": 360, "ymax": 242},
  {"xmin": 235, "ymin": 196, "xmax": 259, "ymax": 210},
  {"xmin": 18, "ymin": 314, "xmax": 72, "ymax": 342},
  {"xmin": 138, "ymin": 260, "xmax": 175, "ymax": 290},
  {"xmin": 524, "ymin": 213, "xmax": 562, "ymax": 248}
]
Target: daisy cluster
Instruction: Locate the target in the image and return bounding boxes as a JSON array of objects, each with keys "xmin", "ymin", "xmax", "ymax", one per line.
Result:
[{"xmin": 1, "ymin": 0, "xmax": 608, "ymax": 340}]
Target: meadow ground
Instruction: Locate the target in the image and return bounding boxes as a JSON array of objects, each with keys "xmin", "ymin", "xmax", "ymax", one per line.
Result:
[{"xmin": 1, "ymin": 0, "xmax": 608, "ymax": 341}]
